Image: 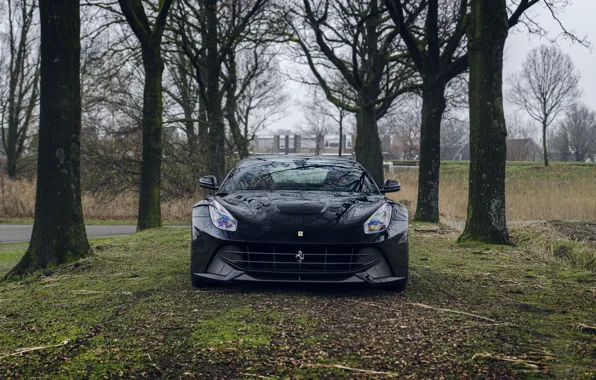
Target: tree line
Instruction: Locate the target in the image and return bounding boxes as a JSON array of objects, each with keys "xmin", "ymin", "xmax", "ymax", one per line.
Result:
[{"xmin": 0, "ymin": 0, "xmax": 588, "ymax": 278}]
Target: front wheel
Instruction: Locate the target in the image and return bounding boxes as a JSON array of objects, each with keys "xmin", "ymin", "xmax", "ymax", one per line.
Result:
[
  {"xmin": 190, "ymin": 266, "xmax": 208, "ymax": 288},
  {"xmin": 384, "ymin": 266, "xmax": 408, "ymax": 292},
  {"xmin": 385, "ymin": 277, "xmax": 407, "ymax": 292}
]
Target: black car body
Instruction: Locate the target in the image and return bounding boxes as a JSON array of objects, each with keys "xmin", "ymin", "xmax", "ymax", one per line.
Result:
[{"xmin": 191, "ymin": 156, "xmax": 409, "ymax": 291}]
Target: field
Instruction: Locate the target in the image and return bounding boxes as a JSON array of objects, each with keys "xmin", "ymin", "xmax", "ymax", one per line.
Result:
[
  {"xmin": 389, "ymin": 161, "xmax": 596, "ymax": 222},
  {"xmin": 1, "ymin": 224, "xmax": 595, "ymax": 378},
  {"xmin": 2, "ymin": 162, "xmax": 594, "ymax": 224}
]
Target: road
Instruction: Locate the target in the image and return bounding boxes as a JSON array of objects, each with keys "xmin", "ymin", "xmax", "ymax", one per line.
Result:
[{"xmin": 0, "ymin": 225, "xmax": 138, "ymax": 244}]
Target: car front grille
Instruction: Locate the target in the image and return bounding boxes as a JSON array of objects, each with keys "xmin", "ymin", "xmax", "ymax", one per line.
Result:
[{"xmin": 217, "ymin": 243, "xmax": 382, "ymax": 273}]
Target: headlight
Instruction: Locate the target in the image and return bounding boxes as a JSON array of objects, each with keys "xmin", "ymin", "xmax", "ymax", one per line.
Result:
[
  {"xmin": 363, "ymin": 203, "xmax": 392, "ymax": 234},
  {"xmin": 209, "ymin": 200, "xmax": 238, "ymax": 231}
]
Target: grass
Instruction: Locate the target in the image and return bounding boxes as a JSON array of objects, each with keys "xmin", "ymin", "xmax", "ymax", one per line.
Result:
[
  {"xmin": 0, "ymin": 225, "xmax": 594, "ymax": 378},
  {"xmin": 389, "ymin": 161, "xmax": 596, "ymax": 221},
  {"xmin": 0, "ymin": 175, "xmax": 195, "ymax": 223}
]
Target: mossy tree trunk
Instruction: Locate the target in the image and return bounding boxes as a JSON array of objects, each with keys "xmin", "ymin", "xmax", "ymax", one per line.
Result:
[
  {"xmin": 204, "ymin": 0, "xmax": 227, "ymax": 182},
  {"xmin": 459, "ymin": 0, "xmax": 511, "ymax": 244},
  {"xmin": 3, "ymin": 0, "xmax": 90, "ymax": 280},
  {"xmin": 137, "ymin": 50, "xmax": 164, "ymax": 231},
  {"xmin": 355, "ymin": 101, "xmax": 384, "ymax": 186},
  {"xmin": 415, "ymin": 81, "xmax": 446, "ymax": 223},
  {"xmin": 224, "ymin": 51, "xmax": 250, "ymax": 160},
  {"xmin": 117, "ymin": 0, "xmax": 174, "ymax": 231}
]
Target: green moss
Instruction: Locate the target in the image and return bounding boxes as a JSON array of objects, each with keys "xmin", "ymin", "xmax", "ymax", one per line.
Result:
[{"xmin": 192, "ymin": 306, "xmax": 280, "ymax": 349}]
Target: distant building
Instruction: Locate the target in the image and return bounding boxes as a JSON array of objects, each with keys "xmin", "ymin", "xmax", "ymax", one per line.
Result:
[
  {"xmin": 250, "ymin": 134, "xmax": 355, "ymax": 156},
  {"xmin": 458, "ymin": 138, "xmax": 542, "ymax": 161}
]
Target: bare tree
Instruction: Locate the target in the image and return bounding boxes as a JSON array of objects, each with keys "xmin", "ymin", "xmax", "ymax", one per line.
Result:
[
  {"xmin": 4, "ymin": 0, "xmax": 90, "ymax": 280},
  {"xmin": 506, "ymin": 112, "xmax": 536, "ymax": 140},
  {"xmin": 380, "ymin": 97, "xmax": 421, "ymax": 160},
  {"xmin": 300, "ymin": 93, "xmax": 331, "ymax": 155},
  {"xmin": 0, "ymin": 0, "xmax": 39, "ymax": 178},
  {"xmin": 508, "ymin": 45, "xmax": 581, "ymax": 167},
  {"xmin": 235, "ymin": 57, "xmax": 288, "ymax": 152},
  {"xmin": 116, "ymin": 0, "xmax": 175, "ymax": 231},
  {"xmin": 173, "ymin": 0, "xmax": 271, "ymax": 181},
  {"xmin": 384, "ymin": 0, "xmax": 586, "ymax": 223},
  {"xmin": 549, "ymin": 127, "xmax": 571, "ymax": 162},
  {"xmin": 440, "ymin": 115, "xmax": 467, "ymax": 160},
  {"xmin": 557, "ymin": 104, "xmax": 596, "ymax": 162},
  {"xmin": 224, "ymin": 48, "xmax": 288, "ymax": 159},
  {"xmin": 286, "ymin": 0, "xmax": 420, "ymax": 185}
]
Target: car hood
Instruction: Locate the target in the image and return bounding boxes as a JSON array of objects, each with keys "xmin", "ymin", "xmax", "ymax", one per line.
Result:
[{"xmin": 213, "ymin": 190, "xmax": 403, "ymax": 226}]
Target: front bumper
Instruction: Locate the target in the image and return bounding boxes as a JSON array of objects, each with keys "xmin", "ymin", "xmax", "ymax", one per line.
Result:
[
  {"xmin": 193, "ymin": 252, "xmax": 406, "ymax": 285},
  {"xmin": 191, "ymin": 223, "xmax": 408, "ymax": 286}
]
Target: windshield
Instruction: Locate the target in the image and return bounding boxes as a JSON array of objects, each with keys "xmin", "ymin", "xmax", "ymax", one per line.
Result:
[{"xmin": 219, "ymin": 159, "xmax": 379, "ymax": 193}]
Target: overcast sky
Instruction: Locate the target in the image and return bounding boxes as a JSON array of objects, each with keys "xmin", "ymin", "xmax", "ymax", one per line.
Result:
[{"xmin": 270, "ymin": 1, "xmax": 594, "ymax": 133}]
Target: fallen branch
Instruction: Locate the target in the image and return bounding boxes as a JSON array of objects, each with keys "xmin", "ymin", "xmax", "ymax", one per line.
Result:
[
  {"xmin": 302, "ymin": 363, "xmax": 399, "ymax": 377},
  {"xmin": 574, "ymin": 323, "xmax": 596, "ymax": 334},
  {"xmin": 0, "ymin": 339, "xmax": 70, "ymax": 361},
  {"xmin": 410, "ymin": 302, "xmax": 497, "ymax": 323},
  {"xmin": 472, "ymin": 353, "xmax": 545, "ymax": 370}
]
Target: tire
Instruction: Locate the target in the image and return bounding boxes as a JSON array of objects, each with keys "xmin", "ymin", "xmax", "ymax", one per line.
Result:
[
  {"xmin": 190, "ymin": 266, "xmax": 208, "ymax": 288},
  {"xmin": 385, "ymin": 277, "xmax": 407, "ymax": 292},
  {"xmin": 384, "ymin": 266, "xmax": 408, "ymax": 292}
]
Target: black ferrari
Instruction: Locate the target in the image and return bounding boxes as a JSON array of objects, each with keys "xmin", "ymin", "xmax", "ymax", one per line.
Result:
[{"xmin": 190, "ymin": 156, "xmax": 409, "ymax": 291}]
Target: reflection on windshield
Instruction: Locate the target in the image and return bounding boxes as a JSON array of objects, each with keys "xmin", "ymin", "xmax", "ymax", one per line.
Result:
[{"xmin": 220, "ymin": 160, "xmax": 378, "ymax": 193}]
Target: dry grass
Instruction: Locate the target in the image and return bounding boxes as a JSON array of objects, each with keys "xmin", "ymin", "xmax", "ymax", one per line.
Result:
[
  {"xmin": 0, "ymin": 176, "xmax": 195, "ymax": 222},
  {"xmin": 1, "ymin": 162, "xmax": 595, "ymax": 223},
  {"xmin": 389, "ymin": 162, "xmax": 596, "ymax": 221}
]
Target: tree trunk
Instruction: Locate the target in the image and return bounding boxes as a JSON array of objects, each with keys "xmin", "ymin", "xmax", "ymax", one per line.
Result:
[
  {"xmin": 459, "ymin": 0, "xmax": 510, "ymax": 244},
  {"xmin": 224, "ymin": 53, "xmax": 249, "ymax": 159},
  {"xmin": 136, "ymin": 51, "xmax": 164, "ymax": 231},
  {"xmin": 197, "ymin": 69, "xmax": 208, "ymax": 171},
  {"xmin": 6, "ymin": 140, "xmax": 17, "ymax": 178},
  {"xmin": 3, "ymin": 0, "xmax": 90, "ymax": 280},
  {"xmin": 226, "ymin": 94, "xmax": 249, "ymax": 159},
  {"xmin": 542, "ymin": 122, "xmax": 549, "ymax": 166},
  {"xmin": 338, "ymin": 112, "xmax": 343, "ymax": 157},
  {"xmin": 414, "ymin": 82, "xmax": 446, "ymax": 223},
  {"xmin": 355, "ymin": 102, "xmax": 384, "ymax": 186},
  {"xmin": 204, "ymin": 1, "xmax": 226, "ymax": 182}
]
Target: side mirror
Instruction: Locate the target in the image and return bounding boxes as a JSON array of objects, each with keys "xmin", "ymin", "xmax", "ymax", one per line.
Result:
[
  {"xmin": 199, "ymin": 175, "xmax": 219, "ymax": 190},
  {"xmin": 381, "ymin": 179, "xmax": 400, "ymax": 194}
]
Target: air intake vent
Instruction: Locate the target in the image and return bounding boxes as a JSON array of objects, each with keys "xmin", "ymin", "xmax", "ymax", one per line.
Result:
[{"xmin": 217, "ymin": 244, "xmax": 382, "ymax": 273}]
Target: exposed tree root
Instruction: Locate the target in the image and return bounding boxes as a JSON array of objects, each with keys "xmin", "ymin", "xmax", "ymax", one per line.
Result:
[{"xmin": 0, "ymin": 339, "xmax": 70, "ymax": 360}]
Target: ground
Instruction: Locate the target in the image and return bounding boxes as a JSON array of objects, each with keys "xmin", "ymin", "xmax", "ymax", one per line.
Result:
[{"xmin": 0, "ymin": 224, "xmax": 595, "ymax": 379}]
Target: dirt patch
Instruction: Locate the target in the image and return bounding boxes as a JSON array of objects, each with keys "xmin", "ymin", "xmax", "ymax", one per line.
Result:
[{"xmin": 549, "ymin": 221, "xmax": 596, "ymax": 247}]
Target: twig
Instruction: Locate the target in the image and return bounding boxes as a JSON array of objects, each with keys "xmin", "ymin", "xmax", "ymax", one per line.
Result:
[
  {"xmin": 472, "ymin": 353, "xmax": 545, "ymax": 370},
  {"xmin": 240, "ymin": 373, "xmax": 274, "ymax": 379},
  {"xmin": 410, "ymin": 302, "xmax": 497, "ymax": 323},
  {"xmin": 302, "ymin": 363, "xmax": 400, "ymax": 377},
  {"xmin": 0, "ymin": 339, "xmax": 70, "ymax": 360}
]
